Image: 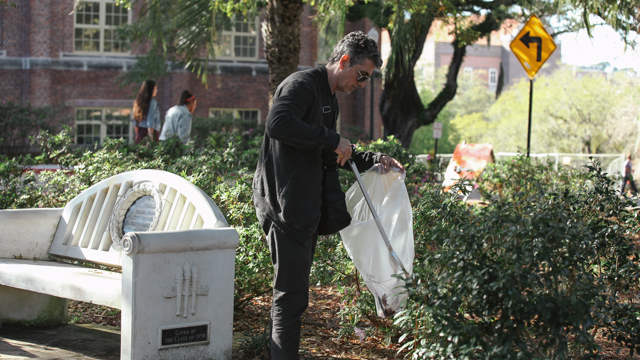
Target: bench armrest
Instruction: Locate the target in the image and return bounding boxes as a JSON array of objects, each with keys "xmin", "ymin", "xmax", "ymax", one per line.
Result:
[
  {"xmin": 121, "ymin": 228, "xmax": 239, "ymax": 255},
  {"xmin": 0, "ymin": 208, "xmax": 63, "ymax": 259}
]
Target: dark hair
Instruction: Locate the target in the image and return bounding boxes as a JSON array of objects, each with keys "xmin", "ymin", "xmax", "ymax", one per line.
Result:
[
  {"xmin": 179, "ymin": 90, "xmax": 195, "ymax": 106},
  {"xmin": 133, "ymin": 79, "xmax": 156, "ymax": 122},
  {"xmin": 328, "ymin": 31, "xmax": 382, "ymax": 68}
]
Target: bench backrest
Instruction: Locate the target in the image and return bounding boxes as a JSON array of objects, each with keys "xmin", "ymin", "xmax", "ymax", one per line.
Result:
[{"xmin": 48, "ymin": 169, "xmax": 228, "ymax": 267}]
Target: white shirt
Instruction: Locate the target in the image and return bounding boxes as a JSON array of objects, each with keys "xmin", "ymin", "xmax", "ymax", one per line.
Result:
[
  {"xmin": 159, "ymin": 105, "xmax": 192, "ymax": 144},
  {"xmin": 624, "ymin": 159, "xmax": 632, "ymax": 175}
]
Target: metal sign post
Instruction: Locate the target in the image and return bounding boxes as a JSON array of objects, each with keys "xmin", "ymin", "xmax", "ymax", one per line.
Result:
[
  {"xmin": 433, "ymin": 122, "xmax": 442, "ymax": 161},
  {"xmin": 510, "ymin": 15, "xmax": 556, "ymax": 157},
  {"xmin": 527, "ymin": 79, "xmax": 533, "ymax": 158}
]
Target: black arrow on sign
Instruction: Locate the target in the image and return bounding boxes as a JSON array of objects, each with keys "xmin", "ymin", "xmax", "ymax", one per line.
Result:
[{"xmin": 519, "ymin": 31, "xmax": 542, "ymax": 61}]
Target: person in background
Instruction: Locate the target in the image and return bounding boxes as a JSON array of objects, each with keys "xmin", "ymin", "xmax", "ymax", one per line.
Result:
[
  {"xmin": 621, "ymin": 153, "xmax": 638, "ymax": 196},
  {"xmin": 132, "ymin": 79, "xmax": 161, "ymax": 143},
  {"xmin": 159, "ymin": 90, "xmax": 196, "ymax": 144}
]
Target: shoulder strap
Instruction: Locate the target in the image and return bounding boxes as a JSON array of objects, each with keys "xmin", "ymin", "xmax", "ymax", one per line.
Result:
[{"xmin": 312, "ymin": 67, "xmax": 338, "ymax": 130}]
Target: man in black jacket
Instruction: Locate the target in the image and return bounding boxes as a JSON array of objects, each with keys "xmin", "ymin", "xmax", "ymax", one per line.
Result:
[{"xmin": 253, "ymin": 31, "xmax": 404, "ymax": 359}]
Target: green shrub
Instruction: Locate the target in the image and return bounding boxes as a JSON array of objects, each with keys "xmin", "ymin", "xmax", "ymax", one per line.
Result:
[
  {"xmin": 356, "ymin": 135, "xmax": 415, "ymax": 169},
  {"xmin": 0, "ymin": 101, "xmax": 60, "ymax": 152},
  {"xmin": 5, "ymin": 128, "xmax": 640, "ymax": 359},
  {"xmin": 190, "ymin": 115, "xmax": 262, "ymax": 150},
  {"xmin": 395, "ymin": 159, "xmax": 640, "ymax": 359},
  {"xmin": 2, "ymin": 129, "xmax": 271, "ymax": 307},
  {"xmin": 477, "ymin": 154, "xmax": 592, "ymax": 202}
]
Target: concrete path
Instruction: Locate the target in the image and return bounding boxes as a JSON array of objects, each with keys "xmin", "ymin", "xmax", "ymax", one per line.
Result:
[
  {"xmin": 0, "ymin": 324, "xmax": 120, "ymax": 360},
  {"xmin": 0, "ymin": 325, "xmax": 244, "ymax": 359}
]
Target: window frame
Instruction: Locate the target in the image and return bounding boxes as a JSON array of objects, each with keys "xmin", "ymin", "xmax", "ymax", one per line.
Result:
[
  {"xmin": 489, "ymin": 68, "xmax": 498, "ymax": 86},
  {"xmin": 209, "ymin": 108, "xmax": 260, "ymax": 120},
  {"xmin": 75, "ymin": 107, "xmax": 134, "ymax": 146},
  {"xmin": 463, "ymin": 67, "xmax": 473, "ymax": 82},
  {"xmin": 208, "ymin": 108, "xmax": 261, "ymax": 132},
  {"xmin": 214, "ymin": 16, "xmax": 260, "ymax": 61},
  {"xmin": 73, "ymin": 0, "xmax": 132, "ymax": 56}
]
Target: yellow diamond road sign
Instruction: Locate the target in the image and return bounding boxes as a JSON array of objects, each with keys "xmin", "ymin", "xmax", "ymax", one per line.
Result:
[{"xmin": 510, "ymin": 15, "xmax": 557, "ymax": 79}]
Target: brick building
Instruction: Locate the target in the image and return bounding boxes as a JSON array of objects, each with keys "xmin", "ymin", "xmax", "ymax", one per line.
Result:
[
  {"xmin": 0, "ymin": 1, "xmax": 384, "ymax": 148},
  {"xmin": 411, "ymin": 19, "xmax": 562, "ymax": 93}
]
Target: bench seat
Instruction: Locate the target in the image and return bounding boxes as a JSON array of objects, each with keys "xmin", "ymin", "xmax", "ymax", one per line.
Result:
[
  {"xmin": 0, "ymin": 169, "xmax": 239, "ymax": 360},
  {"xmin": 0, "ymin": 258, "xmax": 122, "ymax": 309}
]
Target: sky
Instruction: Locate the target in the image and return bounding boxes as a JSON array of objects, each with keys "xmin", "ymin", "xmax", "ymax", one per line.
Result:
[{"xmin": 557, "ymin": 25, "xmax": 640, "ymax": 72}]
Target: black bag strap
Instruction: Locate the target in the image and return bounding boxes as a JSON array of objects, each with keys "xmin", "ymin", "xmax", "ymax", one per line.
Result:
[{"xmin": 314, "ymin": 68, "xmax": 340, "ymax": 168}]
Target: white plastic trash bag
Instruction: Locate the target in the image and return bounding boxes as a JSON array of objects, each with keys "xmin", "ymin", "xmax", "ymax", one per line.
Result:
[{"xmin": 339, "ymin": 164, "xmax": 414, "ymax": 318}]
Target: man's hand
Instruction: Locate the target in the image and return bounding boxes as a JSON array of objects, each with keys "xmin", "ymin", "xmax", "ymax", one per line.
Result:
[
  {"xmin": 334, "ymin": 138, "xmax": 352, "ymax": 166},
  {"xmin": 379, "ymin": 155, "xmax": 405, "ymax": 173}
]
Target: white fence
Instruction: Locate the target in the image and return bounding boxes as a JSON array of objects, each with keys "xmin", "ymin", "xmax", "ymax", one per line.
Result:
[{"xmin": 416, "ymin": 153, "xmax": 626, "ymax": 175}]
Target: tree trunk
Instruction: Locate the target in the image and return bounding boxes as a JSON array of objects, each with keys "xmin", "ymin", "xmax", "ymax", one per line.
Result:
[
  {"xmin": 380, "ymin": 35, "xmax": 466, "ymax": 147},
  {"xmin": 379, "ymin": 13, "xmax": 433, "ymax": 147},
  {"xmin": 380, "ymin": 12, "xmax": 504, "ymax": 148},
  {"xmin": 423, "ymin": 40, "xmax": 467, "ymax": 128},
  {"xmin": 263, "ymin": 0, "xmax": 304, "ymax": 107},
  {"xmin": 379, "ymin": 66, "xmax": 424, "ymax": 147}
]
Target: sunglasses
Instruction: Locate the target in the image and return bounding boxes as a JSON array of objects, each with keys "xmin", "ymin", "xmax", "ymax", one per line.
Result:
[{"xmin": 354, "ymin": 66, "xmax": 371, "ymax": 83}]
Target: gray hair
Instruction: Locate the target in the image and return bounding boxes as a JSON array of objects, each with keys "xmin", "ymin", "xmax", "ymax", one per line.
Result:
[{"xmin": 328, "ymin": 31, "xmax": 382, "ymax": 68}]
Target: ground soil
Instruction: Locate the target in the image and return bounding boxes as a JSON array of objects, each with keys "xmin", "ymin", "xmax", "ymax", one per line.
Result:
[{"xmin": 69, "ymin": 285, "xmax": 639, "ymax": 359}]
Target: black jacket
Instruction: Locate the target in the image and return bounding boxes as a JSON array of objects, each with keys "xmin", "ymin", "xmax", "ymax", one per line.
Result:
[{"xmin": 253, "ymin": 66, "xmax": 382, "ymax": 242}]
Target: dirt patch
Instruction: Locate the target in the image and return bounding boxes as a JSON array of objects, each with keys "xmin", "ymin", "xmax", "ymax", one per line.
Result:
[{"xmin": 69, "ymin": 286, "xmax": 639, "ymax": 359}]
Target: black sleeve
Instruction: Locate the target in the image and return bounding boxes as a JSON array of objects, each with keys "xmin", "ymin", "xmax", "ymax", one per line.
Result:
[
  {"xmin": 338, "ymin": 150, "xmax": 384, "ymax": 173},
  {"xmin": 265, "ymin": 77, "xmax": 340, "ymax": 150}
]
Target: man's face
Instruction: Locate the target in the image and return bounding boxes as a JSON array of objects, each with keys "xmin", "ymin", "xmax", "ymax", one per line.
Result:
[{"xmin": 337, "ymin": 57, "xmax": 376, "ymax": 94}]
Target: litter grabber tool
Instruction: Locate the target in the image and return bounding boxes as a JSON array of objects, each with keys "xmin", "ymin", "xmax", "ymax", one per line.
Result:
[{"xmin": 347, "ymin": 158, "xmax": 410, "ymax": 278}]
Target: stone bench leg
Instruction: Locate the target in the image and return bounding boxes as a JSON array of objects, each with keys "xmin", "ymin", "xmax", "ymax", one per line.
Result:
[
  {"xmin": 0, "ymin": 285, "xmax": 68, "ymax": 327},
  {"xmin": 119, "ymin": 231, "xmax": 236, "ymax": 360}
]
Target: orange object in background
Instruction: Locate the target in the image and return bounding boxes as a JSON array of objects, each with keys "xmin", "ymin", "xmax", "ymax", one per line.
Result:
[{"xmin": 442, "ymin": 143, "xmax": 495, "ymax": 193}]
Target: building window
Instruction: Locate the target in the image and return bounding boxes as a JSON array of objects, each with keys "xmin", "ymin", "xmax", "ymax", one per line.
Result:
[
  {"xmin": 489, "ymin": 68, "xmax": 498, "ymax": 86},
  {"xmin": 464, "ymin": 67, "xmax": 473, "ymax": 82},
  {"xmin": 74, "ymin": 1, "xmax": 131, "ymax": 54},
  {"xmin": 75, "ymin": 108, "xmax": 132, "ymax": 145},
  {"xmin": 209, "ymin": 108, "xmax": 260, "ymax": 131},
  {"xmin": 214, "ymin": 17, "xmax": 259, "ymax": 60}
]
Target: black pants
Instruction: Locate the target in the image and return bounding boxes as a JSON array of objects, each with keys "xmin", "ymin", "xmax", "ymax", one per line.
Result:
[
  {"xmin": 621, "ymin": 174, "xmax": 638, "ymax": 195},
  {"xmin": 264, "ymin": 220, "xmax": 318, "ymax": 360}
]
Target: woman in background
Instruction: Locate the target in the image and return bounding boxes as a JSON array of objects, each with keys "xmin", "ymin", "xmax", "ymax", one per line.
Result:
[
  {"xmin": 132, "ymin": 80, "xmax": 161, "ymax": 143},
  {"xmin": 159, "ymin": 90, "xmax": 196, "ymax": 144}
]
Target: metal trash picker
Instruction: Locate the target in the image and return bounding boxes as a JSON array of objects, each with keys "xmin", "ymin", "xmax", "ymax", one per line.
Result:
[{"xmin": 348, "ymin": 158, "xmax": 410, "ymax": 278}]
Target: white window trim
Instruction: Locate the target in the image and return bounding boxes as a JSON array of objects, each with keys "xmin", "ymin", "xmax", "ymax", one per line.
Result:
[
  {"xmin": 75, "ymin": 107, "xmax": 134, "ymax": 145},
  {"xmin": 489, "ymin": 68, "xmax": 498, "ymax": 86},
  {"xmin": 209, "ymin": 108, "xmax": 261, "ymax": 132},
  {"xmin": 464, "ymin": 67, "xmax": 473, "ymax": 82},
  {"xmin": 209, "ymin": 108, "xmax": 261, "ymax": 120},
  {"xmin": 214, "ymin": 17, "xmax": 260, "ymax": 61},
  {"xmin": 73, "ymin": 0, "xmax": 132, "ymax": 56}
]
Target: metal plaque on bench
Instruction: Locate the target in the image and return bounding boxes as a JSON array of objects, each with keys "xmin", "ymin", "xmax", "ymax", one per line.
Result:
[
  {"xmin": 109, "ymin": 182, "xmax": 162, "ymax": 250},
  {"xmin": 123, "ymin": 195, "xmax": 157, "ymax": 233},
  {"xmin": 158, "ymin": 321, "xmax": 210, "ymax": 349}
]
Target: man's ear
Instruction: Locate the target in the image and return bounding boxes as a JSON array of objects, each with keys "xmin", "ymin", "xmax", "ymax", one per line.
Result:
[{"xmin": 339, "ymin": 55, "xmax": 350, "ymax": 69}]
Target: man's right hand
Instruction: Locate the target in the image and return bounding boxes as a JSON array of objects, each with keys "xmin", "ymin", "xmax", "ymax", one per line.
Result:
[{"xmin": 334, "ymin": 138, "xmax": 352, "ymax": 166}]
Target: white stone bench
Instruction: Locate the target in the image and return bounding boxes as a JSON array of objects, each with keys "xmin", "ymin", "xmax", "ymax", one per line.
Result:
[{"xmin": 0, "ymin": 169, "xmax": 239, "ymax": 360}]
